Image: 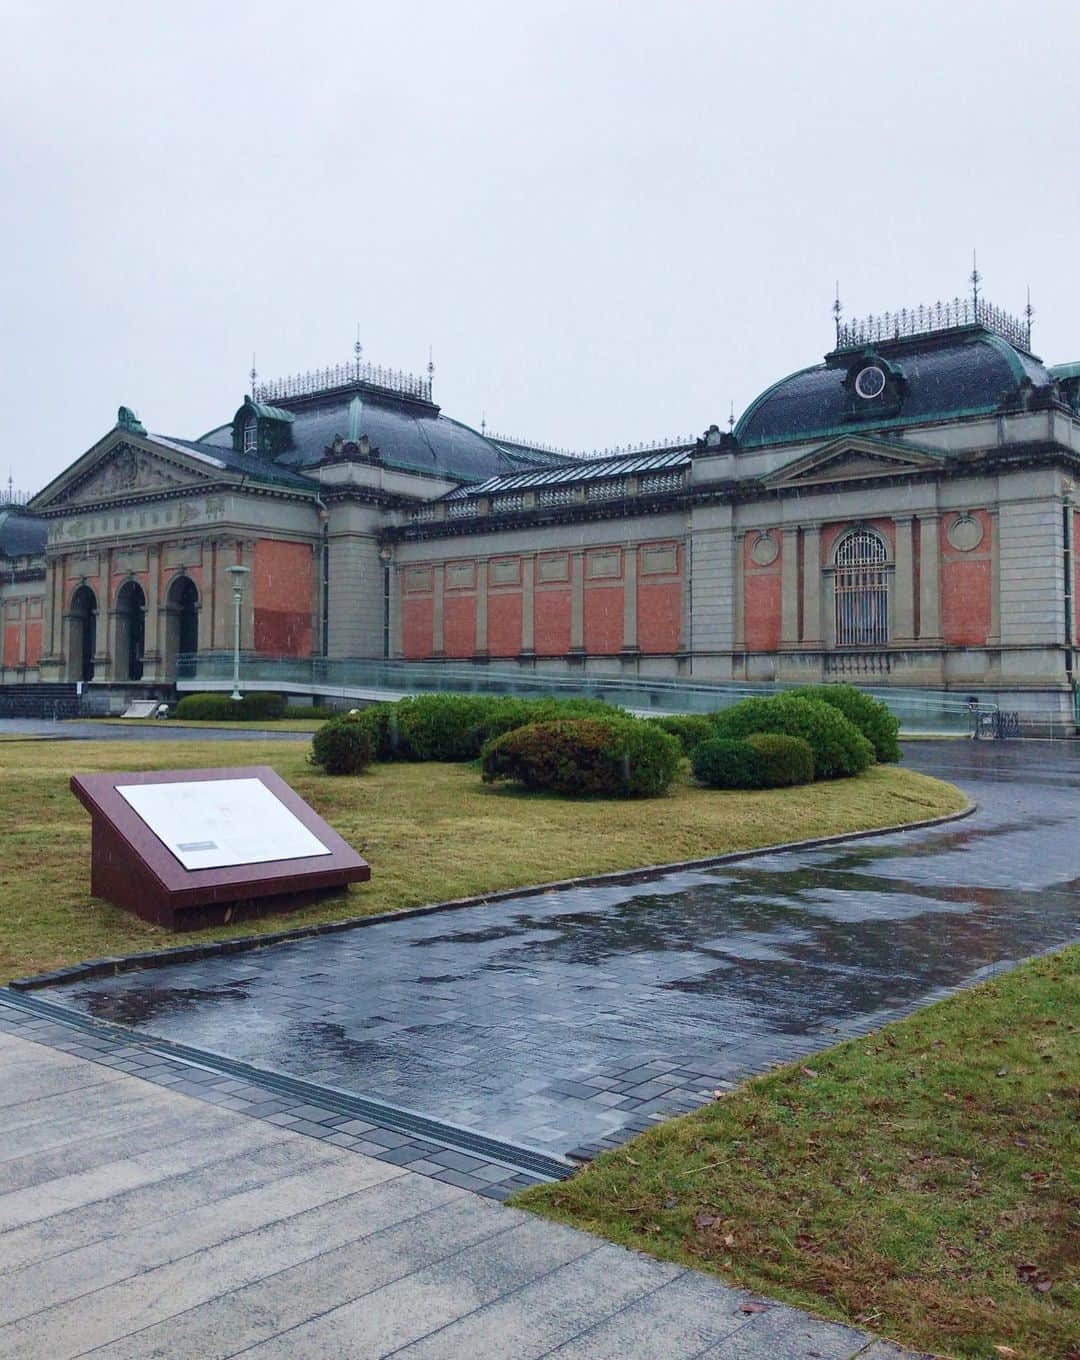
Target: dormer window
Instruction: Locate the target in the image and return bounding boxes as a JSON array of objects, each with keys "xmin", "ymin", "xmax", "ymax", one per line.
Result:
[{"xmin": 243, "ymin": 418, "xmax": 259, "ymax": 453}]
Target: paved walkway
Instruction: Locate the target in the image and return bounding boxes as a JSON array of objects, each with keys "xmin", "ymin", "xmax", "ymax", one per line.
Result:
[
  {"xmin": 47, "ymin": 741, "xmax": 1080, "ymax": 1160},
  {"xmin": 0, "ymin": 718, "xmax": 309, "ymax": 741},
  {"xmin": 0, "ymin": 1029, "xmax": 892, "ymax": 1360}
]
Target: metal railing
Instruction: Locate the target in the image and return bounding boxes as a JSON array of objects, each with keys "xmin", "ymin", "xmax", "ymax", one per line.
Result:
[
  {"xmin": 836, "ymin": 297, "xmax": 1031, "ymax": 353},
  {"xmin": 176, "ymin": 653, "xmax": 1006, "ymax": 735}
]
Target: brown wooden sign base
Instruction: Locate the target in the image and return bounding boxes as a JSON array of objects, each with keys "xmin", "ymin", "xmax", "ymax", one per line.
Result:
[{"xmin": 71, "ymin": 766, "xmax": 371, "ymax": 932}]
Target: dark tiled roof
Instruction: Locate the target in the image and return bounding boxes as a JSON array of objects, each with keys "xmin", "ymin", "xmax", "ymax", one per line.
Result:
[
  {"xmin": 736, "ymin": 328, "xmax": 1054, "ymax": 448},
  {"xmin": 151, "ymin": 436, "xmax": 321, "ymax": 492},
  {"xmin": 201, "ymin": 383, "xmax": 531, "ymax": 485},
  {"xmin": 0, "ymin": 510, "xmax": 47, "ymax": 558},
  {"xmin": 444, "ymin": 447, "xmax": 691, "ymax": 500}
]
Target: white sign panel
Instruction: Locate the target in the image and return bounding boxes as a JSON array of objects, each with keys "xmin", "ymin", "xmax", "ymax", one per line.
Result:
[{"xmin": 116, "ymin": 778, "xmax": 331, "ymax": 871}]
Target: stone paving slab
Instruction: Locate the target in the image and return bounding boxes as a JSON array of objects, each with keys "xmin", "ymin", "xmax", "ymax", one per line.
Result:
[
  {"xmin": 42, "ymin": 742, "xmax": 1080, "ymax": 1160},
  {"xmin": 0, "ymin": 1029, "xmax": 900, "ymax": 1360}
]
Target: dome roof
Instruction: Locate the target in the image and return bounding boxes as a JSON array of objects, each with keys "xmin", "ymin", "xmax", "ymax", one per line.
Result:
[
  {"xmin": 201, "ymin": 382, "xmax": 523, "ymax": 484},
  {"xmin": 735, "ymin": 327, "xmax": 1053, "ymax": 449}
]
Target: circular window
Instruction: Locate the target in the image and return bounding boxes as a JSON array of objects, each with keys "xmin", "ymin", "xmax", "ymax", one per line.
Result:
[{"xmin": 854, "ymin": 365, "xmax": 886, "ymax": 400}]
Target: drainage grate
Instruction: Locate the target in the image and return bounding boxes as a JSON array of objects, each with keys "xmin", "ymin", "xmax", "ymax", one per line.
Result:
[{"xmin": 0, "ymin": 988, "xmax": 572, "ymax": 1182}]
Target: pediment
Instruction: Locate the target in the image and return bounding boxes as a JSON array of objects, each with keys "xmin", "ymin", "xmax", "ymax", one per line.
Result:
[
  {"xmin": 762, "ymin": 436, "xmax": 943, "ymax": 490},
  {"xmin": 34, "ymin": 436, "xmax": 217, "ymax": 512}
]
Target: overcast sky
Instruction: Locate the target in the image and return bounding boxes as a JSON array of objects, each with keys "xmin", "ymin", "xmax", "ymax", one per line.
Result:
[{"xmin": 3, "ymin": 0, "xmax": 1079, "ymax": 494}]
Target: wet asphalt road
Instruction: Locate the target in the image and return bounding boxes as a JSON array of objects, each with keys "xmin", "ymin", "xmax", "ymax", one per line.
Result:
[{"xmin": 45, "ymin": 740, "xmax": 1080, "ymax": 1159}]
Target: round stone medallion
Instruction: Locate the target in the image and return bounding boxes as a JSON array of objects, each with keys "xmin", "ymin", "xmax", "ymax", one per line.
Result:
[
  {"xmin": 947, "ymin": 513, "xmax": 983, "ymax": 552},
  {"xmin": 750, "ymin": 531, "xmax": 779, "ymax": 566}
]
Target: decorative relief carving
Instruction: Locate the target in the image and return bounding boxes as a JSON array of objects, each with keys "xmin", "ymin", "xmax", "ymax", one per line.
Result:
[
  {"xmin": 537, "ymin": 554, "xmax": 569, "ymax": 583},
  {"xmin": 946, "ymin": 513, "xmax": 984, "ymax": 552},
  {"xmin": 641, "ymin": 544, "xmax": 678, "ymax": 575},
  {"xmin": 750, "ymin": 531, "xmax": 779, "ymax": 566},
  {"xmin": 54, "ymin": 444, "xmax": 195, "ymax": 508},
  {"xmin": 445, "ymin": 562, "xmax": 476, "ymax": 591},
  {"xmin": 489, "ymin": 557, "xmax": 521, "ymax": 586},
  {"xmin": 586, "ymin": 549, "xmax": 621, "ymax": 580}
]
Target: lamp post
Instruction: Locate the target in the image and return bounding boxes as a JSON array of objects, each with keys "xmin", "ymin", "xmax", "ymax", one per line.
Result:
[{"xmin": 226, "ymin": 565, "xmax": 251, "ymax": 701}]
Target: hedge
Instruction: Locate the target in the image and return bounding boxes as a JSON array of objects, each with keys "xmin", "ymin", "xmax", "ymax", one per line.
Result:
[
  {"xmin": 647, "ymin": 714, "xmax": 716, "ymax": 757},
  {"xmin": 711, "ymin": 694, "xmax": 873, "ymax": 780},
  {"xmin": 691, "ymin": 738, "xmax": 764, "ymax": 789},
  {"xmin": 310, "ymin": 716, "xmax": 374, "ymax": 775},
  {"xmin": 173, "ymin": 691, "xmax": 286, "ymax": 722},
  {"xmin": 343, "ymin": 693, "xmax": 627, "ymax": 764},
  {"xmin": 788, "ymin": 684, "xmax": 901, "ymax": 763},
  {"xmin": 744, "ymin": 732, "xmax": 815, "ymax": 787},
  {"xmin": 481, "ymin": 718, "xmax": 681, "ymax": 798}
]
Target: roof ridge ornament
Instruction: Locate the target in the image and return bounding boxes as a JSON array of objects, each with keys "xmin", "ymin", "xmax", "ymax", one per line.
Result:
[{"xmin": 835, "ymin": 294, "xmax": 1032, "ymax": 353}]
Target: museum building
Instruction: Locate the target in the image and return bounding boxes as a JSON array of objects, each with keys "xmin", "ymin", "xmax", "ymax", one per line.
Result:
[{"xmin": 3, "ymin": 295, "xmax": 1080, "ymax": 726}]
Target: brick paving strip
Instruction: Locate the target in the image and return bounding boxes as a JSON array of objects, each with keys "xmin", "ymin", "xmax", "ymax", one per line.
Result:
[{"xmin": 0, "ymin": 1027, "xmax": 918, "ymax": 1360}]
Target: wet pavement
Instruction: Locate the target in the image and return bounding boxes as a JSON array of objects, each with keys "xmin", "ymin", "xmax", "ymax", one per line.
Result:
[
  {"xmin": 46, "ymin": 741, "xmax": 1080, "ymax": 1161},
  {"xmin": 0, "ymin": 718, "xmax": 309, "ymax": 741}
]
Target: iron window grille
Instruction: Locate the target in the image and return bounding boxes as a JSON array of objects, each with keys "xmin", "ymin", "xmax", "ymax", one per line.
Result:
[{"xmin": 834, "ymin": 528, "xmax": 890, "ymax": 647}]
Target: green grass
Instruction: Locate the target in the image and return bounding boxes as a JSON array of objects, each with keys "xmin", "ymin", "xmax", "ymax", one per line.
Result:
[
  {"xmin": 516, "ymin": 948, "xmax": 1080, "ymax": 1360},
  {"xmin": 0, "ymin": 738, "xmax": 966, "ymax": 982}
]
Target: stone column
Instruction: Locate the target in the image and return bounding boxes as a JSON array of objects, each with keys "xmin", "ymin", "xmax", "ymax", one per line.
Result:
[
  {"xmin": 199, "ymin": 542, "xmax": 217, "ymax": 653},
  {"xmin": 918, "ymin": 514, "xmax": 942, "ymax": 641},
  {"xmin": 780, "ymin": 527, "xmax": 799, "ymax": 646},
  {"xmin": 389, "ymin": 566, "xmax": 403, "ymax": 659},
  {"xmin": 142, "ymin": 546, "xmax": 161, "ymax": 676},
  {"xmin": 97, "ymin": 548, "xmax": 116, "ymax": 681},
  {"xmin": 987, "ymin": 509, "xmax": 1001, "ymax": 645},
  {"xmin": 474, "ymin": 557, "xmax": 489, "ymax": 656},
  {"xmin": 892, "ymin": 516, "xmax": 916, "ymax": 643},
  {"xmin": 240, "ymin": 540, "xmax": 256, "ymax": 652},
  {"xmin": 622, "ymin": 546, "xmax": 638, "ymax": 651},
  {"xmin": 801, "ymin": 525, "xmax": 822, "ymax": 645},
  {"xmin": 733, "ymin": 531, "xmax": 746, "ymax": 651},
  {"xmin": 431, "ymin": 563, "xmax": 445, "ymax": 656},
  {"xmin": 520, "ymin": 555, "xmax": 535, "ymax": 654},
  {"xmin": 569, "ymin": 551, "xmax": 585, "ymax": 653}
]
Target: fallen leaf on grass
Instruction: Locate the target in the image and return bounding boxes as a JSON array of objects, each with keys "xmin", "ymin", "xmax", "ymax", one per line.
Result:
[
  {"xmin": 694, "ymin": 1212, "xmax": 717, "ymax": 1229},
  {"xmin": 993, "ymin": 1347, "xmax": 1017, "ymax": 1356},
  {"xmin": 739, "ymin": 1301, "xmax": 767, "ymax": 1314},
  {"xmin": 800, "ymin": 1067, "xmax": 819, "ymax": 1078}
]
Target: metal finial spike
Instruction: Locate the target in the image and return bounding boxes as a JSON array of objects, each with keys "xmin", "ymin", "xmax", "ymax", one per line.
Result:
[
  {"xmin": 728, "ymin": 400, "xmax": 735, "ymax": 431},
  {"xmin": 249, "ymin": 352, "xmax": 257, "ymax": 397},
  {"xmin": 970, "ymin": 249, "xmax": 981, "ymax": 309},
  {"xmin": 354, "ymin": 324, "xmax": 362, "ymax": 361},
  {"xmin": 427, "ymin": 345, "xmax": 435, "ymax": 380},
  {"xmin": 480, "ymin": 411, "xmax": 487, "ymax": 435}
]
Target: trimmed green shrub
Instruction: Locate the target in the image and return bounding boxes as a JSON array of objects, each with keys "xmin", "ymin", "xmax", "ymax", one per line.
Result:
[
  {"xmin": 691, "ymin": 737, "xmax": 765, "ymax": 789},
  {"xmin": 745, "ymin": 732, "xmax": 815, "ymax": 787},
  {"xmin": 351, "ymin": 693, "xmax": 627, "ymax": 763},
  {"xmin": 647, "ymin": 714, "xmax": 716, "ymax": 757},
  {"xmin": 481, "ymin": 718, "xmax": 680, "ymax": 798},
  {"xmin": 789, "ymin": 684, "xmax": 901, "ymax": 763},
  {"xmin": 711, "ymin": 694, "xmax": 873, "ymax": 780},
  {"xmin": 174, "ymin": 691, "xmax": 286, "ymax": 721},
  {"xmin": 309, "ymin": 716, "xmax": 374, "ymax": 775}
]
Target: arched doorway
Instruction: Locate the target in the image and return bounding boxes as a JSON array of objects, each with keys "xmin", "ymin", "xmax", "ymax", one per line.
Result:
[
  {"xmin": 164, "ymin": 575, "xmax": 199, "ymax": 677},
  {"xmin": 833, "ymin": 528, "xmax": 890, "ymax": 647},
  {"xmin": 68, "ymin": 585, "xmax": 97, "ymax": 682},
  {"xmin": 115, "ymin": 580, "xmax": 146, "ymax": 681}
]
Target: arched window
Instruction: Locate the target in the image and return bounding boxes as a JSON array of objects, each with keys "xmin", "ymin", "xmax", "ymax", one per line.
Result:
[
  {"xmin": 834, "ymin": 528, "xmax": 889, "ymax": 646},
  {"xmin": 243, "ymin": 417, "xmax": 258, "ymax": 453}
]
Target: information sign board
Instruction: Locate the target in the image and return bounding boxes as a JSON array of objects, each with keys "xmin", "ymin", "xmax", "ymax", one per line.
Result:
[{"xmin": 70, "ymin": 766, "xmax": 371, "ymax": 930}]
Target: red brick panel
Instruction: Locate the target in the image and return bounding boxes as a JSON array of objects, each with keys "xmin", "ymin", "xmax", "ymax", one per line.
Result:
[
  {"xmin": 488, "ymin": 592, "xmax": 522, "ymax": 657},
  {"xmin": 638, "ymin": 581, "xmax": 681, "ymax": 653},
  {"xmin": 743, "ymin": 531, "xmax": 782, "ymax": 653},
  {"xmin": 2, "ymin": 624, "xmax": 18, "ymax": 667},
  {"xmin": 534, "ymin": 589, "xmax": 572, "ymax": 655},
  {"xmin": 253, "ymin": 541, "xmax": 314, "ymax": 656},
  {"xmin": 584, "ymin": 586, "xmax": 623, "ymax": 654},
  {"xmin": 254, "ymin": 609, "xmax": 313, "ymax": 655},
  {"xmin": 25, "ymin": 621, "xmax": 42, "ymax": 667},
  {"xmin": 940, "ymin": 510, "xmax": 992, "ymax": 646},
  {"xmin": 402, "ymin": 596, "xmax": 433, "ymax": 659},
  {"xmin": 443, "ymin": 594, "xmax": 477, "ymax": 658}
]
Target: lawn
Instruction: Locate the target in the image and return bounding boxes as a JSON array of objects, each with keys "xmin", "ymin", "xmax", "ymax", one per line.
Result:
[
  {"xmin": 0, "ymin": 738, "xmax": 966, "ymax": 982},
  {"xmin": 517, "ymin": 947, "xmax": 1079, "ymax": 1360}
]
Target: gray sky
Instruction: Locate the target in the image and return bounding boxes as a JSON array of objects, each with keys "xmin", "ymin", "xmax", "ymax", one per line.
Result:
[{"xmin": 3, "ymin": 0, "xmax": 1079, "ymax": 494}]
